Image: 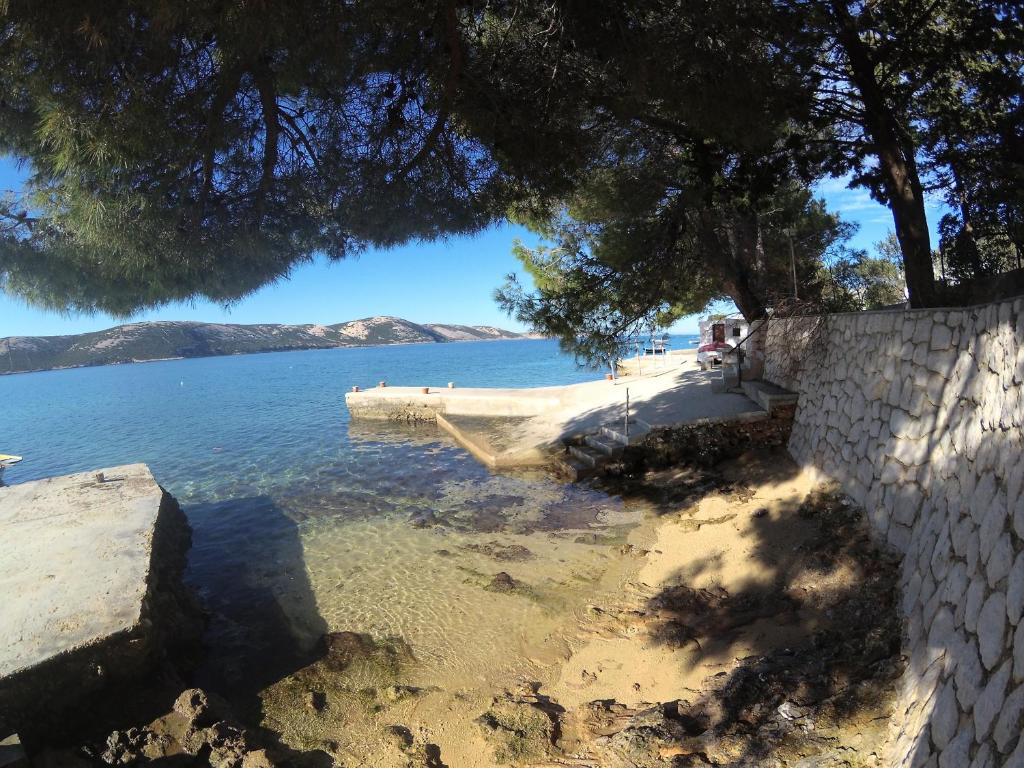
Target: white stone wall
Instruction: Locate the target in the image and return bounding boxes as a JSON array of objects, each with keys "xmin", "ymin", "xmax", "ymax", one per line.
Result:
[{"xmin": 762, "ymin": 298, "xmax": 1024, "ymax": 767}]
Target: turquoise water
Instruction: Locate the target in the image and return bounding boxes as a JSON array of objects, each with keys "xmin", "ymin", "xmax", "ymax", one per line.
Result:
[
  {"xmin": 0, "ymin": 336, "xmax": 696, "ymax": 491},
  {"xmin": 0, "ymin": 339, "xmax": 596, "ymax": 488},
  {"xmin": 0, "ymin": 337, "xmax": 695, "ymax": 713}
]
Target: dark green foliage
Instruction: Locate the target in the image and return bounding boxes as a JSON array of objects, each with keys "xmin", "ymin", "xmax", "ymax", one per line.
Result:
[
  {"xmin": 0, "ymin": 0, "xmax": 1019, "ymax": 321},
  {"xmin": 0, "ymin": 0, "xmax": 502, "ymax": 314},
  {"xmin": 823, "ymin": 234, "xmax": 907, "ymax": 312},
  {"xmin": 498, "ymin": 181, "xmax": 860, "ymax": 365}
]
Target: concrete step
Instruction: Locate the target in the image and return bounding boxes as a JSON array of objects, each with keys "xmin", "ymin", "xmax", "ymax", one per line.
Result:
[
  {"xmin": 569, "ymin": 457, "xmax": 599, "ymax": 481},
  {"xmin": 740, "ymin": 380, "xmax": 799, "ymax": 415},
  {"xmin": 584, "ymin": 434, "xmax": 622, "ymax": 457},
  {"xmin": 600, "ymin": 418, "xmax": 652, "ymax": 446},
  {"xmin": 568, "ymin": 444, "xmax": 604, "ymax": 469}
]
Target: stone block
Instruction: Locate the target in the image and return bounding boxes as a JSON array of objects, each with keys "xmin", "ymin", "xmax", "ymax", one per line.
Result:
[
  {"xmin": 974, "ymin": 657, "xmax": 1012, "ymax": 740},
  {"xmin": 978, "ymin": 591, "xmax": 1007, "ymax": 670},
  {"xmin": 951, "ymin": 514, "xmax": 973, "ymax": 558},
  {"xmin": 994, "ymin": 682, "xmax": 1024, "ymax": 753},
  {"xmin": 931, "ymin": 526, "xmax": 954, "ymax": 582},
  {"xmin": 978, "ymin": 494, "xmax": 1006, "ymax": 559},
  {"xmin": 937, "ymin": 722, "xmax": 973, "ymax": 768},
  {"xmin": 926, "ymin": 373, "xmax": 948, "ymax": 406},
  {"xmin": 884, "ymin": 356, "xmax": 898, "ymax": 382},
  {"xmin": 965, "ymin": 578, "xmax": 988, "ymax": 634},
  {"xmin": 927, "ymin": 349, "xmax": 957, "ymax": 376},
  {"xmin": 0, "ymin": 465, "xmax": 199, "ymax": 733},
  {"xmin": 894, "ymin": 485, "xmax": 924, "ymax": 527},
  {"xmin": 930, "ymin": 324, "xmax": 952, "ymax": 350},
  {"xmin": 894, "ymin": 436, "xmax": 929, "ymax": 467},
  {"xmin": 888, "ymin": 522, "xmax": 913, "ymax": 553},
  {"xmin": 1008, "ymin": 735, "xmax": 1024, "ymax": 768},
  {"xmin": 945, "ymin": 561, "xmax": 970, "ymax": 607},
  {"xmin": 1008, "ymin": 553, "xmax": 1024, "ymax": 625},
  {"xmin": 913, "ymin": 364, "xmax": 931, "ymax": 390},
  {"xmin": 1015, "ymin": 622, "xmax": 1024, "ymax": 684},
  {"xmin": 869, "ymin": 505, "xmax": 891, "ymax": 536},
  {"xmin": 968, "ymin": 743, "xmax": 993, "ymax": 768},
  {"xmin": 930, "ymin": 678, "xmax": 960, "ymax": 750},
  {"xmin": 986, "ymin": 533, "xmax": 1013, "ymax": 589},
  {"xmin": 966, "ymin": 526, "xmax": 982, "ymax": 574},
  {"xmin": 955, "ymin": 637, "xmax": 984, "ymax": 710},
  {"xmin": 923, "ymin": 586, "xmax": 945, "ymax": 633},
  {"xmin": 914, "ymin": 343, "xmax": 930, "ymax": 367}
]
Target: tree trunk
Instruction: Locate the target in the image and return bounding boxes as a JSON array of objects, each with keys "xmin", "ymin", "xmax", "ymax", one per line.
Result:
[
  {"xmin": 952, "ymin": 166, "xmax": 982, "ymax": 278},
  {"xmin": 831, "ymin": 3, "xmax": 937, "ymax": 307},
  {"xmin": 717, "ymin": 211, "xmax": 769, "ymax": 322},
  {"xmin": 724, "ymin": 276, "xmax": 768, "ymax": 322}
]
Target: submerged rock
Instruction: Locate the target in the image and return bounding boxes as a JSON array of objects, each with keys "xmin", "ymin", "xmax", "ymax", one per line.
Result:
[
  {"xmin": 484, "ymin": 571, "xmax": 530, "ymax": 595},
  {"xmin": 319, "ymin": 631, "xmax": 416, "ymax": 674},
  {"xmin": 458, "ymin": 540, "xmax": 534, "ymax": 562}
]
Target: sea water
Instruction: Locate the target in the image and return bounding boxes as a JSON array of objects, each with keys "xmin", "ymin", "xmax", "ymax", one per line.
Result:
[{"xmin": 0, "ymin": 336, "xmax": 697, "ymax": 757}]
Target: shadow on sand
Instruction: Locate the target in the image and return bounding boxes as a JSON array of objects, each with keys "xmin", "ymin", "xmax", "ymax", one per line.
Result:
[{"xmin": 590, "ymin": 448, "xmax": 904, "ymax": 763}]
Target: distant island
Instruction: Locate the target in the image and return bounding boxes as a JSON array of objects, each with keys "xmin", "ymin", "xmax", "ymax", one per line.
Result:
[{"xmin": 0, "ymin": 316, "xmax": 535, "ymax": 375}]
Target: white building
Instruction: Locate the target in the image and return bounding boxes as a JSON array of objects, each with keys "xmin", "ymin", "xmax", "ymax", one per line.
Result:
[{"xmin": 698, "ymin": 313, "xmax": 749, "ymax": 347}]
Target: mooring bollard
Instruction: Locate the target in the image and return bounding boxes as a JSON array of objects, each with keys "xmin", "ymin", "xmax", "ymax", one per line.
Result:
[
  {"xmin": 420, "ymin": 386, "xmax": 430, "ymax": 394},
  {"xmin": 352, "ymin": 385, "xmax": 360, "ymax": 392}
]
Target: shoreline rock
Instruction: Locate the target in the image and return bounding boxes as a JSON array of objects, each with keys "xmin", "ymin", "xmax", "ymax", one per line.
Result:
[{"xmin": 0, "ymin": 466, "xmax": 205, "ymax": 742}]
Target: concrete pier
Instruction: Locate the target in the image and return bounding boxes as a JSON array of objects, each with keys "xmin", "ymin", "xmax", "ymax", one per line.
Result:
[
  {"xmin": 345, "ymin": 352, "xmax": 766, "ymax": 469},
  {"xmin": 345, "ymin": 384, "xmax": 564, "ymax": 421},
  {"xmin": 0, "ymin": 464, "xmax": 199, "ymax": 734}
]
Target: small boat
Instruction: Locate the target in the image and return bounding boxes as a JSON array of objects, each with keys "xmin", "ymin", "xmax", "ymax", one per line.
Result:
[{"xmin": 0, "ymin": 454, "xmax": 22, "ymax": 483}]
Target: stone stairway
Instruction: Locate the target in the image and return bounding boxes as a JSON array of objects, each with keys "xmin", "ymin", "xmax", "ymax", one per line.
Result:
[{"xmin": 562, "ymin": 418, "xmax": 653, "ymax": 478}]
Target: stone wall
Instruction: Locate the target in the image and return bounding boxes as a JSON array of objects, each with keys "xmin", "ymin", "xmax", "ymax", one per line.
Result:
[{"xmin": 761, "ymin": 298, "xmax": 1024, "ymax": 767}]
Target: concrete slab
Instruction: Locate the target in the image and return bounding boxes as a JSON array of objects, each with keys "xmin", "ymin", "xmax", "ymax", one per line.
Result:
[
  {"xmin": 0, "ymin": 464, "xmax": 162, "ymax": 679},
  {"xmin": 436, "ymin": 414, "xmax": 550, "ymax": 468},
  {"xmin": 346, "ymin": 352, "xmax": 766, "ymax": 468},
  {"xmin": 345, "ymin": 384, "xmax": 564, "ymax": 421},
  {"xmin": 0, "ymin": 465, "xmax": 197, "ymax": 734}
]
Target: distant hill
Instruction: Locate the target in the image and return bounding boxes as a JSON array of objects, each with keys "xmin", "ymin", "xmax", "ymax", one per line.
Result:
[{"xmin": 0, "ymin": 316, "xmax": 532, "ymax": 374}]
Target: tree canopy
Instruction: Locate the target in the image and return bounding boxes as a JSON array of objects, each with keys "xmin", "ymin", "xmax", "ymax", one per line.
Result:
[
  {"xmin": 0, "ymin": 0, "xmax": 1020, "ymax": 321},
  {"xmin": 0, "ymin": 0, "xmax": 502, "ymax": 314},
  {"xmin": 497, "ymin": 179, "xmax": 864, "ymax": 365}
]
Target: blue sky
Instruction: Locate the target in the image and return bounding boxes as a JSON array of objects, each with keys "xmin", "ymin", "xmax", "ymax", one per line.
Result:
[{"xmin": 0, "ymin": 157, "xmax": 946, "ymax": 338}]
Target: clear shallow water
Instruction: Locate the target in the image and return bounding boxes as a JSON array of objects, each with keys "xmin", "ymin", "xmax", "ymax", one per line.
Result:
[{"xmin": 0, "ymin": 337, "xmax": 692, "ymax": 750}]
